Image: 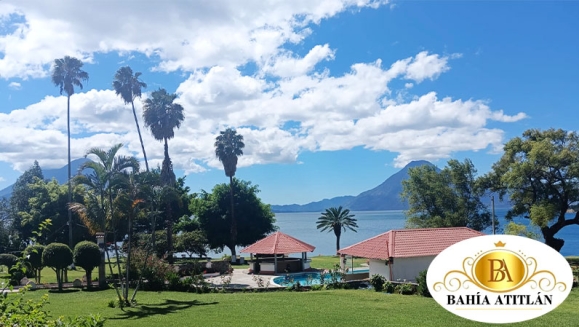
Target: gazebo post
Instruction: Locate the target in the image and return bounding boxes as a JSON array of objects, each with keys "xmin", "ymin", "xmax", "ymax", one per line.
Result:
[{"xmin": 274, "ymin": 254, "xmax": 278, "ymax": 274}]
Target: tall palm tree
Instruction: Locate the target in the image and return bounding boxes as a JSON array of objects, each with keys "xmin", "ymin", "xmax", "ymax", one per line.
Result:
[
  {"xmin": 316, "ymin": 206, "xmax": 359, "ymax": 253},
  {"xmin": 51, "ymin": 56, "xmax": 89, "ymax": 249},
  {"xmin": 214, "ymin": 128, "xmax": 245, "ymax": 262},
  {"xmin": 113, "ymin": 66, "xmax": 149, "ymax": 172},
  {"xmin": 143, "ymin": 88, "xmax": 184, "ymax": 264}
]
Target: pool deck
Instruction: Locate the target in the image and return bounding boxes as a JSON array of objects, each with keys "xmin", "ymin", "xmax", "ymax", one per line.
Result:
[
  {"xmin": 204, "ymin": 267, "xmax": 370, "ymax": 289},
  {"xmin": 204, "ymin": 269, "xmax": 284, "ymax": 289}
]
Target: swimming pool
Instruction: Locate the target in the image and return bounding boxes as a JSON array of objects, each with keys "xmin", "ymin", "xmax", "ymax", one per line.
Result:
[{"xmin": 271, "ymin": 268, "xmax": 369, "ymax": 287}]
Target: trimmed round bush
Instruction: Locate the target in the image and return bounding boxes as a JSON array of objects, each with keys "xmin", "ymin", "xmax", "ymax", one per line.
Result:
[
  {"xmin": 0, "ymin": 253, "xmax": 18, "ymax": 270},
  {"xmin": 42, "ymin": 243, "xmax": 73, "ymax": 291},
  {"xmin": 25, "ymin": 245, "xmax": 45, "ymax": 269},
  {"xmin": 73, "ymin": 241, "xmax": 101, "ymax": 289}
]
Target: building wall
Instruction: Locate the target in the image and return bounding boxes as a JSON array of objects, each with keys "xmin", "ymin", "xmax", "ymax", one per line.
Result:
[
  {"xmin": 391, "ymin": 255, "xmax": 436, "ymax": 282},
  {"xmin": 368, "ymin": 259, "xmax": 390, "ymax": 279}
]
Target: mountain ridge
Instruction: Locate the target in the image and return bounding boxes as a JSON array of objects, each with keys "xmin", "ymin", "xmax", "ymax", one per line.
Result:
[
  {"xmin": 270, "ymin": 160, "xmax": 510, "ymax": 213},
  {"xmin": 0, "ymin": 158, "xmax": 91, "ymax": 199}
]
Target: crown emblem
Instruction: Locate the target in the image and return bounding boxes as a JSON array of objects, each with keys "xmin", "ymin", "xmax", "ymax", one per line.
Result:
[{"xmin": 494, "ymin": 241, "xmax": 506, "ymax": 247}]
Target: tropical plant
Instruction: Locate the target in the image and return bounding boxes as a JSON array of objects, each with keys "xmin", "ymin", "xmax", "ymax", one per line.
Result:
[
  {"xmin": 51, "ymin": 56, "xmax": 89, "ymax": 249},
  {"xmin": 71, "ymin": 144, "xmax": 139, "ymax": 304},
  {"xmin": 316, "ymin": 206, "xmax": 358, "ymax": 252},
  {"xmin": 214, "ymin": 128, "xmax": 245, "ymax": 262},
  {"xmin": 42, "ymin": 243, "xmax": 73, "ymax": 291},
  {"xmin": 143, "ymin": 88, "xmax": 185, "ymax": 264},
  {"xmin": 73, "ymin": 241, "xmax": 101, "ymax": 289},
  {"xmin": 113, "ymin": 66, "xmax": 149, "ymax": 171}
]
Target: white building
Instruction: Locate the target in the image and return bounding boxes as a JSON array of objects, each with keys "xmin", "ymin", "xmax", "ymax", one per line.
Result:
[{"xmin": 338, "ymin": 227, "xmax": 485, "ymax": 282}]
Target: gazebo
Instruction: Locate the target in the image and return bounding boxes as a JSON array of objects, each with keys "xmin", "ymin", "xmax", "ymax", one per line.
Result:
[{"xmin": 240, "ymin": 231, "xmax": 315, "ymax": 275}]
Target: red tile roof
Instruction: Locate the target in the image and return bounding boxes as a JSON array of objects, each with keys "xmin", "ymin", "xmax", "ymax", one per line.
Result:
[
  {"xmin": 337, "ymin": 227, "xmax": 484, "ymax": 260},
  {"xmin": 240, "ymin": 231, "xmax": 315, "ymax": 255}
]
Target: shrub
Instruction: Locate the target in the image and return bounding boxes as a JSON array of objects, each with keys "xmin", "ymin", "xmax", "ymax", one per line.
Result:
[
  {"xmin": 383, "ymin": 280, "xmax": 395, "ymax": 293},
  {"xmin": 0, "ymin": 253, "xmax": 18, "ymax": 270},
  {"xmin": 73, "ymin": 241, "xmax": 101, "ymax": 289},
  {"xmin": 370, "ymin": 274, "xmax": 386, "ymax": 292},
  {"xmin": 395, "ymin": 283, "xmax": 416, "ymax": 295},
  {"xmin": 0, "ymin": 285, "xmax": 105, "ymax": 326},
  {"xmin": 25, "ymin": 245, "xmax": 45, "ymax": 283},
  {"xmin": 42, "ymin": 243, "xmax": 73, "ymax": 291},
  {"xmin": 416, "ymin": 269, "xmax": 431, "ymax": 297},
  {"xmin": 129, "ymin": 248, "xmax": 173, "ymax": 291}
]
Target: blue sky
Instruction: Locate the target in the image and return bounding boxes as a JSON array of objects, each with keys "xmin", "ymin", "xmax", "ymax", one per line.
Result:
[{"xmin": 0, "ymin": 1, "xmax": 577, "ymax": 205}]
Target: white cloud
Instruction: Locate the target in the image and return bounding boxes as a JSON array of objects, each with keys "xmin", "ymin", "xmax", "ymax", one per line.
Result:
[
  {"xmin": 0, "ymin": 176, "xmax": 5, "ymax": 182},
  {"xmin": 8, "ymin": 81, "xmax": 21, "ymax": 89},
  {"xmin": 0, "ymin": 0, "xmax": 528, "ymax": 174},
  {"xmin": 0, "ymin": 0, "xmax": 388, "ymax": 79}
]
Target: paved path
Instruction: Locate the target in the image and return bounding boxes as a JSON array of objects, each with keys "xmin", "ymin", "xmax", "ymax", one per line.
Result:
[{"xmin": 205, "ymin": 269, "xmax": 279, "ymax": 289}]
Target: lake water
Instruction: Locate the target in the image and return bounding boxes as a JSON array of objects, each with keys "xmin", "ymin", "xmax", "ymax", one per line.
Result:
[{"xmin": 207, "ymin": 209, "xmax": 579, "ymax": 258}]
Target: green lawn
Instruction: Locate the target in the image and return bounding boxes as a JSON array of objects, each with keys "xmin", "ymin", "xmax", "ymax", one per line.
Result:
[{"xmin": 16, "ymin": 288, "xmax": 579, "ymax": 327}]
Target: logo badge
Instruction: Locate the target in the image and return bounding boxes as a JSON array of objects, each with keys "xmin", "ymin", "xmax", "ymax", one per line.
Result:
[{"xmin": 427, "ymin": 235, "xmax": 573, "ymax": 324}]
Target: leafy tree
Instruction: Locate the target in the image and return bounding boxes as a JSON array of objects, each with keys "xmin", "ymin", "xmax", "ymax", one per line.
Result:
[
  {"xmin": 18, "ymin": 179, "xmax": 88, "ymax": 245},
  {"xmin": 175, "ymin": 230, "xmax": 208, "ymax": 258},
  {"xmin": 73, "ymin": 241, "xmax": 101, "ymax": 289},
  {"xmin": 0, "ymin": 253, "xmax": 18, "ymax": 270},
  {"xmin": 482, "ymin": 128, "xmax": 579, "ymax": 252},
  {"xmin": 316, "ymin": 206, "xmax": 358, "ymax": 252},
  {"xmin": 9, "ymin": 161, "xmax": 44, "ymax": 242},
  {"xmin": 0, "ymin": 198, "xmax": 12, "ymax": 252},
  {"xmin": 503, "ymin": 222, "xmax": 541, "ymax": 240},
  {"xmin": 143, "ymin": 88, "xmax": 184, "ymax": 264},
  {"xmin": 214, "ymin": 128, "xmax": 245, "ymax": 262},
  {"xmin": 401, "ymin": 159, "xmax": 493, "ymax": 231},
  {"xmin": 42, "ymin": 243, "xmax": 73, "ymax": 291},
  {"xmin": 51, "ymin": 56, "xmax": 89, "ymax": 249},
  {"xmin": 113, "ymin": 66, "xmax": 149, "ymax": 171},
  {"xmin": 24, "ymin": 245, "xmax": 45, "ymax": 283},
  {"xmin": 175, "ymin": 215, "xmax": 201, "ymax": 233},
  {"xmin": 192, "ymin": 179, "xmax": 276, "ymax": 255}
]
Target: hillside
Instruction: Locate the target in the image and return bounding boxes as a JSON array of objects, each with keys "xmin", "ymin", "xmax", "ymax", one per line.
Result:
[
  {"xmin": 0, "ymin": 158, "xmax": 91, "ymax": 199},
  {"xmin": 270, "ymin": 160, "xmax": 510, "ymax": 212}
]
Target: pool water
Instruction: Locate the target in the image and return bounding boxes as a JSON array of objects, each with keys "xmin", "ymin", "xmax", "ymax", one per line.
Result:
[{"xmin": 272, "ymin": 269, "xmax": 369, "ymax": 287}]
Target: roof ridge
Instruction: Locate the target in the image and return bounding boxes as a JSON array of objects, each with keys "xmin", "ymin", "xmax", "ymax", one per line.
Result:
[{"xmin": 338, "ymin": 230, "xmax": 392, "ymax": 251}]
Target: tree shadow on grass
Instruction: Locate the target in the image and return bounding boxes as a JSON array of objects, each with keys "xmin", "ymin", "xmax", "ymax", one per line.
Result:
[
  {"xmin": 108, "ymin": 299, "xmax": 219, "ymax": 321},
  {"xmin": 48, "ymin": 289, "xmax": 80, "ymax": 294}
]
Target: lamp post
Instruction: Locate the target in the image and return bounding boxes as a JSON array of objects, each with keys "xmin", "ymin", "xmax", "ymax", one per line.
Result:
[{"xmin": 96, "ymin": 233, "xmax": 106, "ymax": 289}]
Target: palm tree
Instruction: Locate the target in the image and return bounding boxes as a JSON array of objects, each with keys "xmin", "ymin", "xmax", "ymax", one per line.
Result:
[
  {"xmin": 143, "ymin": 88, "xmax": 184, "ymax": 264},
  {"xmin": 113, "ymin": 66, "xmax": 149, "ymax": 172},
  {"xmin": 316, "ymin": 206, "xmax": 359, "ymax": 253},
  {"xmin": 71, "ymin": 144, "xmax": 139, "ymax": 303},
  {"xmin": 214, "ymin": 128, "xmax": 245, "ymax": 262},
  {"xmin": 51, "ymin": 56, "xmax": 89, "ymax": 250}
]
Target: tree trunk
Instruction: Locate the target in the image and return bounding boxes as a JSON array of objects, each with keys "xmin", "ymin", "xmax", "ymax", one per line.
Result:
[
  {"xmin": 105, "ymin": 243, "xmax": 123, "ymax": 303},
  {"xmin": 67, "ymin": 95, "xmax": 73, "ymax": 283},
  {"xmin": 131, "ymin": 100, "xmax": 149, "ymax": 172},
  {"xmin": 229, "ymin": 175, "xmax": 236, "ymax": 264},
  {"xmin": 57, "ymin": 268, "xmax": 62, "ymax": 292},
  {"xmin": 542, "ymin": 229, "xmax": 565, "ymax": 252},
  {"xmin": 125, "ymin": 213, "xmax": 132, "ymax": 301},
  {"xmin": 334, "ymin": 226, "xmax": 341, "ymax": 253},
  {"xmin": 131, "ymin": 211, "xmax": 157, "ymax": 303},
  {"xmin": 87, "ymin": 270, "xmax": 92, "ymax": 289}
]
